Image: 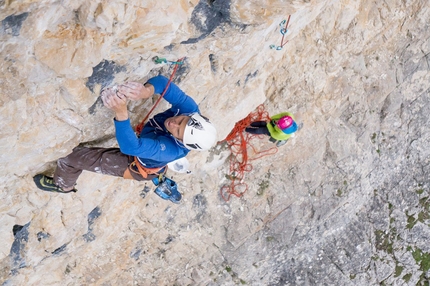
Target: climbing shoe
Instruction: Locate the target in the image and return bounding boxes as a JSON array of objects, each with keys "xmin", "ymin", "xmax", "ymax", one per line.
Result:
[
  {"xmin": 152, "ymin": 176, "xmax": 182, "ymax": 204},
  {"xmin": 269, "ymin": 137, "xmax": 277, "ymax": 143},
  {"xmin": 33, "ymin": 174, "xmax": 77, "ymax": 193},
  {"xmin": 276, "ymin": 140, "xmax": 288, "ymax": 147}
]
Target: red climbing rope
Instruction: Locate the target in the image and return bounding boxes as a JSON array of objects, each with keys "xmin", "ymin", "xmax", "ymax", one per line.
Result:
[
  {"xmin": 220, "ymin": 104, "xmax": 278, "ymax": 202},
  {"xmin": 135, "ymin": 58, "xmax": 184, "ymax": 134}
]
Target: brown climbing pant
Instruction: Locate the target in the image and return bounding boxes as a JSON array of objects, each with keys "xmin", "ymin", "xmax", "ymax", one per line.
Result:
[{"xmin": 53, "ymin": 146, "xmax": 159, "ymax": 190}]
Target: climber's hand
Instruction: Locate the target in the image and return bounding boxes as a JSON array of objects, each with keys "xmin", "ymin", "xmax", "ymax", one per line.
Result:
[
  {"xmin": 118, "ymin": 82, "xmax": 154, "ymax": 101},
  {"xmin": 101, "ymin": 87, "xmax": 128, "ymax": 121}
]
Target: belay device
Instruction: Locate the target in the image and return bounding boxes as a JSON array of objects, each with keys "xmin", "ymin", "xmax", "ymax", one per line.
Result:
[{"xmin": 152, "ymin": 176, "xmax": 182, "ymax": 204}]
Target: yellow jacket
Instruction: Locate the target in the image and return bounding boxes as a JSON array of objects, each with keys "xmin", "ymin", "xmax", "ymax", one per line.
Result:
[{"xmin": 266, "ymin": 112, "xmax": 295, "ymax": 140}]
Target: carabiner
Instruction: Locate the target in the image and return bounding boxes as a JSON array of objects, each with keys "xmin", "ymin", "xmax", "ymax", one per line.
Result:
[{"xmin": 153, "ymin": 56, "xmax": 167, "ymax": 64}]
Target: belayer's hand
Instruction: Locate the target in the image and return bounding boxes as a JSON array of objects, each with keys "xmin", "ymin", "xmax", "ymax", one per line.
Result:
[
  {"xmin": 118, "ymin": 82, "xmax": 154, "ymax": 101},
  {"xmin": 101, "ymin": 87, "xmax": 129, "ymax": 121}
]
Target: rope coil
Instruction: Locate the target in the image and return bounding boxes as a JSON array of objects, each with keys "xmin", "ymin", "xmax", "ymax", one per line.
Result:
[{"xmin": 220, "ymin": 105, "xmax": 278, "ymax": 202}]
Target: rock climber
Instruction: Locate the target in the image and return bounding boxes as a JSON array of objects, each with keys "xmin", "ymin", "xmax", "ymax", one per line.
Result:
[
  {"xmin": 33, "ymin": 75, "xmax": 217, "ymax": 196},
  {"xmin": 245, "ymin": 112, "xmax": 299, "ymax": 147}
]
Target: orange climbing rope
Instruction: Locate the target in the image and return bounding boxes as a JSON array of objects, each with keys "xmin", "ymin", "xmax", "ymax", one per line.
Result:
[
  {"xmin": 135, "ymin": 58, "xmax": 184, "ymax": 134},
  {"xmin": 220, "ymin": 104, "xmax": 278, "ymax": 202}
]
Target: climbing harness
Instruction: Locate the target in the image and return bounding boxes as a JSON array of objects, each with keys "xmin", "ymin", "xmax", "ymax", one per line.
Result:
[
  {"xmin": 132, "ymin": 157, "xmax": 167, "ymax": 178},
  {"xmin": 270, "ymin": 15, "xmax": 291, "ymax": 50},
  {"xmin": 123, "ymin": 157, "xmax": 167, "ymax": 180},
  {"xmin": 135, "ymin": 57, "xmax": 185, "ymax": 134},
  {"xmin": 220, "ymin": 105, "xmax": 278, "ymax": 202}
]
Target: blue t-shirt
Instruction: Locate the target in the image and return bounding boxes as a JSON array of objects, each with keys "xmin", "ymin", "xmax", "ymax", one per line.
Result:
[{"xmin": 114, "ymin": 75, "xmax": 199, "ymax": 168}]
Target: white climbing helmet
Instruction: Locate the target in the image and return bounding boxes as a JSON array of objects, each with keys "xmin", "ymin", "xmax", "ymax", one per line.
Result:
[
  {"xmin": 167, "ymin": 157, "xmax": 191, "ymax": 174},
  {"xmin": 183, "ymin": 113, "xmax": 217, "ymax": 151}
]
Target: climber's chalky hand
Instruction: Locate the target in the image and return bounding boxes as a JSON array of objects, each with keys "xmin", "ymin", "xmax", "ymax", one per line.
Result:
[
  {"xmin": 101, "ymin": 87, "xmax": 128, "ymax": 120},
  {"xmin": 118, "ymin": 82, "xmax": 154, "ymax": 101}
]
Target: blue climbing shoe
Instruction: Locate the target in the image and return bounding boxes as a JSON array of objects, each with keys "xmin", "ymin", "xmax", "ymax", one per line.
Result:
[
  {"xmin": 33, "ymin": 174, "xmax": 77, "ymax": 193},
  {"xmin": 152, "ymin": 177, "xmax": 182, "ymax": 204}
]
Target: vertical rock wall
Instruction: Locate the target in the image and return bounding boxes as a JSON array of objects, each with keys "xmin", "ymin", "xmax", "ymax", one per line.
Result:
[{"xmin": 1, "ymin": 0, "xmax": 429, "ymax": 285}]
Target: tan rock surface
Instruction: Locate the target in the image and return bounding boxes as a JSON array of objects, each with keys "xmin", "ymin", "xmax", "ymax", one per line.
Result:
[{"xmin": 1, "ymin": 0, "xmax": 430, "ymax": 285}]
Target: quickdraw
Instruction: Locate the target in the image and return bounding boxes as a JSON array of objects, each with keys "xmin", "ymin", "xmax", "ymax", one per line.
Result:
[
  {"xmin": 270, "ymin": 15, "xmax": 291, "ymax": 50},
  {"xmin": 152, "ymin": 56, "xmax": 184, "ymax": 65}
]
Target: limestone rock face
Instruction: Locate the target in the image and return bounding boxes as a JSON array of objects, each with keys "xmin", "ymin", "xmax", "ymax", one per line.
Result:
[{"xmin": 1, "ymin": 0, "xmax": 430, "ymax": 285}]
